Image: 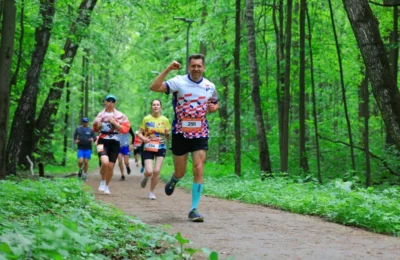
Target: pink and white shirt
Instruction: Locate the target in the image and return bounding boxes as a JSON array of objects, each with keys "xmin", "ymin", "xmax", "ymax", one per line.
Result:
[{"xmin": 165, "ymin": 75, "xmax": 218, "ymax": 139}]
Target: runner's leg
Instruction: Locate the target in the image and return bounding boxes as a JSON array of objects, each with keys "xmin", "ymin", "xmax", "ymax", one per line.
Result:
[{"xmin": 150, "ymin": 156, "xmax": 165, "ymax": 192}]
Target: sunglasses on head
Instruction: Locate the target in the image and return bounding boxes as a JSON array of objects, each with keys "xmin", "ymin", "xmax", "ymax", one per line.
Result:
[{"xmin": 106, "ymin": 98, "xmax": 116, "ymax": 103}]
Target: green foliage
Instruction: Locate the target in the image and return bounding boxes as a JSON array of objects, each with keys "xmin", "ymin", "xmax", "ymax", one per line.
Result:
[
  {"xmin": 0, "ymin": 178, "xmax": 216, "ymax": 259},
  {"xmin": 160, "ymin": 161, "xmax": 400, "ymax": 237}
]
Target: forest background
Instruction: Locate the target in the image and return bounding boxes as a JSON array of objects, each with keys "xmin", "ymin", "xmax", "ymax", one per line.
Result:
[
  {"xmin": 1, "ymin": 0, "xmax": 400, "ymax": 254},
  {"xmin": 1, "ymin": 0, "xmax": 400, "ymax": 183}
]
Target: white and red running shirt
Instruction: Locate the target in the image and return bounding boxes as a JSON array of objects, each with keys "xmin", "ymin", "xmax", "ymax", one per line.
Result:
[{"xmin": 165, "ymin": 75, "xmax": 218, "ymax": 139}]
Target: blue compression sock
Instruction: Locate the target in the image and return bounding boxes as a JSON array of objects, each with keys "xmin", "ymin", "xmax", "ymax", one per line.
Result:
[{"xmin": 191, "ymin": 183, "xmax": 203, "ymax": 210}]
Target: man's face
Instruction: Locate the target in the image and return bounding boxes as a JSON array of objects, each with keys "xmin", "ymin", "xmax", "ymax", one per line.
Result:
[
  {"xmin": 188, "ymin": 58, "xmax": 205, "ymax": 79},
  {"xmin": 82, "ymin": 122, "xmax": 88, "ymax": 127}
]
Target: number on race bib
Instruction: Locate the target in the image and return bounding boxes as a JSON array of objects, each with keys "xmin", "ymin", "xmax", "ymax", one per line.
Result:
[
  {"xmin": 182, "ymin": 118, "xmax": 202, "ymax": 133},
  {"xmin": 144, "ymin": 141, "xmax": 159, "ymax": 152}
]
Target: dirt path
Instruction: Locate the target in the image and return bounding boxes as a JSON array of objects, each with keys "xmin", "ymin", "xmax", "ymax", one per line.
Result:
[{"xmin": 86, "ymin": 161, "xmax": 400, "ymax": 259}]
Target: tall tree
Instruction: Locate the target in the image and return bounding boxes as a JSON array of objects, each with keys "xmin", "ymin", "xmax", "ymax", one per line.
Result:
[
  {"xmin": 62, "ymin": 81, "xmax": 71, "ymax": 166},
  {"xmin": 199, "ymin": 0, "xmax": 207, "ymax": 56},
  {"xmin": 218, "ymin": 17, "xmax": 229, "ymax": 160},
  {"xmin": 358, "ymin": 72, "xmax": 371, "ymax": 187},
  {"xmin": 386, "ymin": 5, "xmax": 399, "ymax": 147},
  {"xmin": 282, "ymin": 0, "xmax": 293, "ymax": 172},
  {"xmin": 306, "ymin": 3, "xmax": 322, "ymax": 183},
  {"xmin": 328, "ymin": 0, "xmax": 356, "ymax": 171},
  {"xmin": 342, "ymin": 0, "xmax": 400, "ymax": 152},
  {"xmin": 9, "ymin": 0, "xmax": 24, "ymax": 89},
  {"xmin": 0, "ymin": 0, "xmax": 16, "ymax": 178},
  {"xmin": 246, "ymin": 0, "xmax": 272, "ymax": 176},
  {"xmin": 299, "ymin": 0, "xmax": 309, "ymax": 172},
  {"xmin": 272, "ymin": 0, "xmax": 286, "ymax": 171},
  {"xmin": 32, "ymin": 0, "xmax": 98, "ymax": 159},
  {"xmin": 6, "ymin": 0, "xmax": 56, "ymax": 175},
  {"xmin": 234, "ymin": 0, "xmax": 242, "ymax": 176}
]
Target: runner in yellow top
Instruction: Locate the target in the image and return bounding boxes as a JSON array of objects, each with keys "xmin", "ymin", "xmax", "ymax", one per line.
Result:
[{"xmin": 137, "ymin": 99, "xmax": 170, "ymax": 200}]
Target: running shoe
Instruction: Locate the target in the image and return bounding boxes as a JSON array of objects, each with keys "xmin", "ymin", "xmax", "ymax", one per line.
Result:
[
  {"xmin": 165, "ymin": 178, "xmax": 177, "ymax": 196},
  {"xmin": 98, "ymin": 182, "xmax": 105, "ymax": 192},
  {"xmin": 104, "ymin": 186, "xmax": 111, "ymax": 195},
  {"xmin": 148, "ymin": 192, "xmax": 156, "ymax": 200},
  {"xmin": 119, "ymin": 175, "xmax": 125, "ymax": 181},
  {"xmin": 140, "ymin": 176, "xmax": 149, "ymax": 188},
  {"xmin": 78, "ymin": 168, "xmax": 83, "ymax": 178},
  {"xmin": 126, "ymin": 166, "xmax": 131, "ymax": 175},
  {"xmin": 188, "ymin": 208, "xmax": 204, "ymax": 222},
  {"xmin": 82, "ymin": 173, "xmax": 87, "ymax": 181}
]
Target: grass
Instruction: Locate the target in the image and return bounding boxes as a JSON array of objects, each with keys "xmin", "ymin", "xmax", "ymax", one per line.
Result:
[
  {"xmin": 160, "ymin": 158, "xmax": 400, "ymax": 237},
  {"xmin": 3, "ymin": 150, "xmax": 399, "ymax": 259},
  {"xmin": 0, "ymin": 176, "xmax": 217, "ymax": 259}
]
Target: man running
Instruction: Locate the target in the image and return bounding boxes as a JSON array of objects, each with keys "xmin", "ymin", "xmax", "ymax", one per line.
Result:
[
  {"xmin": 73, "ymin": 117, "xmax": 96, "ymax": 181},
  {"xmin": 149, "ymin": 54, "xmax": 219, "ymax": 222}
]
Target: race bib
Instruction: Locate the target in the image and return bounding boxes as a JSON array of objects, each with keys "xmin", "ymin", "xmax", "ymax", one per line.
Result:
[
  {"xmin": 144, "ymin": 140, "xmax": 160, "ymax": 152},
  {"xmin": 96, "ymin": 144, "xmax": 104, "ymax": 153},
  {"xmin": 181, "ymin": 118, "xmax": 202, "ymax": 132}
]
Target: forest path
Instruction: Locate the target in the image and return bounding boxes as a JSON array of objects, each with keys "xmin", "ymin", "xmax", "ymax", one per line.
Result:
[{"xmin": 86, "ymin": 160, "xmax": 400, "ymax": 260}]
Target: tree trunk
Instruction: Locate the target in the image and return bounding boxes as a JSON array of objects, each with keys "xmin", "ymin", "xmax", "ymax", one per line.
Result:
[
  {"xmin": 32, "ymin": 0, "xmax": 98, "ymax": 158},
  {"xmin": 84, "ymin": 49, "xmax": 89, "ymax": 117},
  {"xmin": 234, "ymin": 0, "xmax": 242, "ymax": 176},
  {"xmin": 9, "ymin": 0, "xmax": 24, "ymax": 88},
  {"xmin": 245, "ymin": 0, "xmax": 272, "ymax": 176},
  {"xmin": 306, "ymin": 3, "xmax": 322, "ymax": 183},
  {"xmin": 299, "ymin": 0, "xmax": 309, "ymax": 172},
  {"xmin": 281, "ymin": 0, "xmax": 293, "ymax": 173},
  {"xmin": 273, "ymin": 0, "xmax": 286, "ymax": 172},
  {"xmin": 342, "ymin": 0, "xmax": 400, "ymax": 152},
  {"xmin": 386, "ymin": 6, "xmax": 399, "ymax": 148},
  {"xmin": 199, "ymin": 0, "xmax": 207, "ymax": 56},
  {"xmin": 0, "ymin": 0, "xmax": 16, "ymax": 179},
  {"xmin": 62, "ymin": 82, "xmax": 71, "ymax": 166},
  {"xmin": 329, "ymin": 0, "xmax": 356, "ymax": 172},
  {"xmin": 6, "ymin": 0, "xmax": 56, "ymax": 175},
  {"xmin": 359, "ymin": 73, "xmax": 371, "ymax": 187},
  {"xmin": 218, "ymin": 17, "xmax": 229, "ymax": 160}
]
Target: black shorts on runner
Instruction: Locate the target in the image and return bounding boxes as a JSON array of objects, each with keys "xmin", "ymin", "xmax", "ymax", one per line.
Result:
[
  {"xmin": 142, "ymin": 148, "xmax": 166, "ymax": 160},
  {"xmin": 134, "ymin": 145, "xmax": 142, "ymax": 155},
  {"xmin": 171, "ymin": 134, "xmax": 208, "ymax": 156},
  {"xmin": 97, "ymin": 138, "xmax": 120, "ymax": 163}
]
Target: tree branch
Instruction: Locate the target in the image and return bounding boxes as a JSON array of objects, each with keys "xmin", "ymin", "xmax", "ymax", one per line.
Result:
[{"xmin": 319, "ymin": 135, "xmax": 400, "ymax": 177}]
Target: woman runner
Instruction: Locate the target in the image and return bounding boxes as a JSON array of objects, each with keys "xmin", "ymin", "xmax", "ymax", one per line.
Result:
[{"xmin": 137, "ymin": 99, "xmax": 170, "ymax": 200}]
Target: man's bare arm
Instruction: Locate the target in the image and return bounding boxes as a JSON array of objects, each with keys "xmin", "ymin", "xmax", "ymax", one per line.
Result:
[{"xmin": 150, "ymin": 61, "xmax": 181, "ymax": 92}]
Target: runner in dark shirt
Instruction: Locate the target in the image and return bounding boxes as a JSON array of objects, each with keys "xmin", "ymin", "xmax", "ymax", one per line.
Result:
[{"xmin": 73, "ymin": 117, "xmax": 96, "ymax": 180}]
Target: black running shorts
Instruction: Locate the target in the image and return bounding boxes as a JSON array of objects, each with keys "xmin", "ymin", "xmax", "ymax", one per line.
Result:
[
  {"xmin": 171, "ymin": 134, "xmax": 208, "ymax": 156},
  {"xmin": 97, "ymin": 138, "xmax": 120, "ymax": 163},
  {"xmin": 134, "ymin": 145, "xmax": 142, "ymax": 155},
  {"xmin": 142, "ymin": 148, "xmax": 166, "ymax": 160}
]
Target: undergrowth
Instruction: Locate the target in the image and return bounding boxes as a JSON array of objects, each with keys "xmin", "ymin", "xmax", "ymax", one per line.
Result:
[
  {"xmin": 161, "ymin": 159, "xmax": 400, "ymax": 237},
  {"xmin": 0, "ymin": 177, "xmax": 217, "ymax": 259}
]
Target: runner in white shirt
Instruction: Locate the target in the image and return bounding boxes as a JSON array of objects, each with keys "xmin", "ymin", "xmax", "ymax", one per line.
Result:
[{"xmin": 150, "ymin": 54, "xmax": 219, "ymax": 222}]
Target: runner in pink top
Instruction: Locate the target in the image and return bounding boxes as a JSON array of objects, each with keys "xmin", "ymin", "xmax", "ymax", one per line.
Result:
[
  {"xmin": 93, "ymin": 94, "xmax": 131, "ymax": 195},
  {"xmin": 150, "ymin": 54, "xmax": 219, "ymax": 222}
]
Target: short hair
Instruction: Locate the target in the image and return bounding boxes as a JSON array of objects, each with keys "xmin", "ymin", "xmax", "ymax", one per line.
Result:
[{"xmin": 188, "ymin": 54, "xmax": 205, "ymax": 65}]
